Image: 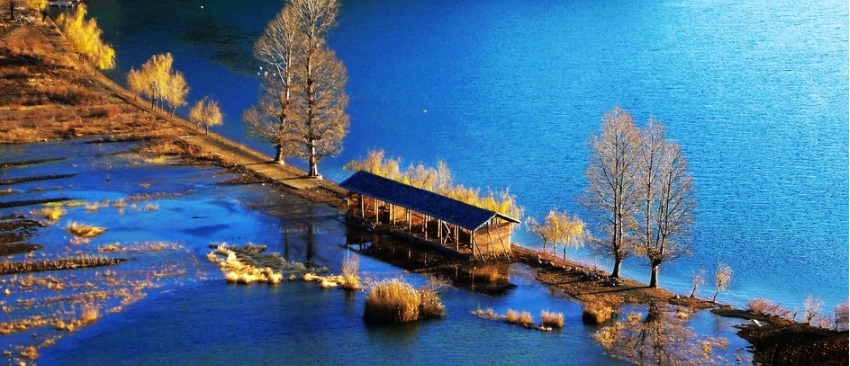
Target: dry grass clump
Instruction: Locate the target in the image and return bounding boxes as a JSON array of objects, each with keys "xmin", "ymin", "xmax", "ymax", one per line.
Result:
[
  {"xmin": 66, "ymin": 222, "xmax": 107, "ymax": 238},
  {"xmin": 582, "ymin": 296, "xmax": 620, "ymax": 324},
  {"xmin": 471, "ymin": 306, "xmax": 499, "ymax": 320},
  {"xmin": 34, "ymin": 206, "xmax": 64, "ymax": 221},
  {"xmin": 364, "ymin": 279, "xmax": 420, "ymax": 324},
  {"xmin": 747, "ymin": 297, "xmax": 793, "ymax": 320},
  {"xmin": 418, "ymin": 288, "xmax": 446, "ymax": 319},
  {"xmin": 505, "ymin": 309, "xmax": 535, "ymax": 329},
  {"xmin": 363, "ymin": 279, "xmax": 445, "ymax": 324},
  {"xmin": 19, "ymin": 345, "xmax": 38, "ymax": 360},
  {"xmin": 85, "ymin": 201, "xmax": 107, "ymax": 212},
  {"xmin": 472, "ymin": 307, "xmax": 555, "ymax": 331},
  {"xmin": 341, "ymin": 255, "xmax": 360, "ymax": 290},
  {"xmin": 541, "ymin": 310, "xmax": 564, "ymax": 328},
  {"xmin": 80, "ymin": 303, "xmax": 99, "ymax": 325}
]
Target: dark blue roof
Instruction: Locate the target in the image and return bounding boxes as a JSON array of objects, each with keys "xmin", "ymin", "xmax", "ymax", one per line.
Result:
[{"xmin": 340, "ymin": 171, "xmax": 519, "ymax": 231}]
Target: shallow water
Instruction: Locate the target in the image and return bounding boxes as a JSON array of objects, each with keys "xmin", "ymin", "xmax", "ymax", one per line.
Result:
[{"xmin": 0, "ymin": 140, "xmax": 751, "ymax": 364}]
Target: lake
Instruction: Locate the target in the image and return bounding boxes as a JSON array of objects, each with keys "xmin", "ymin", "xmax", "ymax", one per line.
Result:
[{"xmin": 85, "ymin": 0, "xmax": 847, "ymax": 312}]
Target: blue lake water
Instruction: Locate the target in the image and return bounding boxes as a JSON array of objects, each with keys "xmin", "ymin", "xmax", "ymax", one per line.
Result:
[{"xmin": 83, "ymin": 0, "xmax": 847, "ymax": 312}]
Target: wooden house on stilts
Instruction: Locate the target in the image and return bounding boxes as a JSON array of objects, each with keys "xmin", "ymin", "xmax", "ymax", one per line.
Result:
[{"xmin": 340, "ymin": 171, "xmax": 520, "ymax": 259}]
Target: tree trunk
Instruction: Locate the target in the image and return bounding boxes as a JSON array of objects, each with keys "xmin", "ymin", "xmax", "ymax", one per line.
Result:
[
  {"xmin": 307, "ymin": 138, "xmax": 320, "ymax": 178},
  {"xmin": 611, "ymin": 256, "xmax": 622, "ymax": 278},
  {"xmin": 274, "ymin": 145, "xmax": 285, "ymax": 165},
  {"xmin": 649, "ymin": 263, "xmax": 660, "ymax": 288},
  {"xmin": 204, "ymin": 124, "xmax": 208, "ymax": 135}
]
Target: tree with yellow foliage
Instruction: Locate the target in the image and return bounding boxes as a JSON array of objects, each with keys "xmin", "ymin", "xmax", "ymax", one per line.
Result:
[
  {"xmin": 189, "ymin": 97, "xmax": 224, "ymax": 135},
  {"xmin": 162, "ymin": 69, "xmax": 189, "ymax": 116},
  {"xmin": 527, "ymin": 209, "xmax": 587, "ymax": 259},
  {"xmin": 25, "ymin": 0, "xmax": 46, "ymax": 9},
  {"xmin": 127, "ymin": 53, "xmax": 189, "ymax": 115},
  {"xmin": 56, "ymin": 5, "xmax": 115, "ymax": 72}
]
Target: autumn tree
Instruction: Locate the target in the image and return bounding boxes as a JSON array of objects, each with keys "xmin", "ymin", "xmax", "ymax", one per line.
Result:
[
  {"xmin": 712, "ymin": 263, "xmax": 732, "ymax": 302},
  {"xmin": 594, "ymin": 302, "xmax": 729, "ymax": 366},
  {"xmin": 244, "ymin": 4, "xmax": 301, "ymax": 164},
  {"xmin": 582, "ymin": 107, "xmax": 641, "ymax": 278},
  {"xmin": 162, "ymin": 69, "xmax": 189, "ymax": 116},
  {"xmin": 127, "ymin": 53, "xmax": 189, "ymax": 114},
  {"xmin": 291, "ymin": 0, "xmax": 349, "ymax": 178},
  {"xmin": 527, "ymin": 209, "xmax": 587, "ymax": 259},
  {"xmin": 189, "ymin": 97, "xmax": 223, "ymax": 134},
  {"xmin": 632, "ymin": 119, "xmax": 696, "ymax": 288},
  {"xmin": 245, "ymin": 0, "xmax": 349, "ymax": 172},
  {"xmin": 25, "ymin": 0, "xmax": 46, "ymax": 11},
  {"xmin": 126, "ymin": 68, "xmax": 145, "ymax": 100},
  {"xmin": 56, "ymin": 5, "xmax": 115, "ymax": 71}
]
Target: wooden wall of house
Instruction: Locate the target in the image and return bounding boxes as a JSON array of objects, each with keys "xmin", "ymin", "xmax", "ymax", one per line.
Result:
[{"xmin": 473, "ymin": 222, "xmax": 513, "ymax": 255}]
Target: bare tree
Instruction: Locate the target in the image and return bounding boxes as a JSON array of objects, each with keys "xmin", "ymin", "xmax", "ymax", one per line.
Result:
[
  {"xmin": 293, "ymin": 42, "xmax": 348, "ymax": 178},
  {"xmin": 713, "ymin": 263, "xmax": 732, "ymax": 302},
  {"xmin": 291, "ymin": 0, "xmax": 349, "ymax": 178},
  {"xmin": 690, "ymin": 268, "xmax": 705, "ymax": 298},
  {"xmin": 803, "ymin": 294, "xmax": 824, "ymax": 325},
  {"xmin": 245, "ymin": 4, "xmax": 301, "ymax": 164},
  {"xmin": 582, "ymin": 107, "xmax": 641, "ymax": 278},
  {"xmin": 633, "ymin": 119, "xmax": 696, "ymax": 288},
  {"xmin": 245, "ymin": 0, "xmax": 349, "ymax": 172}
]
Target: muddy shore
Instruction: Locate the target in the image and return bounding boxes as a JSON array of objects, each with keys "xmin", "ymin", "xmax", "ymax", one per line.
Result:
[{"xmin": 0, "ymin": 7, "xmax": 846, "ymax": 365}]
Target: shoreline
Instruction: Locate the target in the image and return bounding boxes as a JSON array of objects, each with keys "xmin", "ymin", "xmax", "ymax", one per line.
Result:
[{"xmin": 0, "ymin": 10, "xmax": 846, "ymax": 366}]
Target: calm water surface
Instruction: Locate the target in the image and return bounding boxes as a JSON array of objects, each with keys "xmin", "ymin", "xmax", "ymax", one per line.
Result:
[{"xmin": 83, "ymin": 0, "xmax": 847, "ymax": 310}]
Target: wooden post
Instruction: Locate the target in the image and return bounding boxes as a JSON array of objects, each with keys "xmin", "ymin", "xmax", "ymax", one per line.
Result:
[
  {"xmin": 374, "ymin": 198, "xmax": 379, "ymax": 224},
  {"xmin": 455, "ymin": 225, "xmax": 459, "ymax": 251},
  {"xmin": 407, "ymin": 210, "xmax": 411, "ymax": 232},
  {"xmin": 360, "ymin": 194, "xmax": 365, "ymax": 218},
  {"xmin": 438, "ymin": 219, "xmax": 443, "ymax": 244},
  {"xmin": 468, "ymin": 228, "xmax": 473, "ymax": 250},
  {"xmin": 424, "ymin": 215, "xmax": 428, "ymax": 240}
]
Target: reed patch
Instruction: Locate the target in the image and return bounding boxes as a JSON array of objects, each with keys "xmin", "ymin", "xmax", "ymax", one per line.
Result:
[{"xmin": 363, "ymin": 278, "xmax": 445, "ymax": 324}]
